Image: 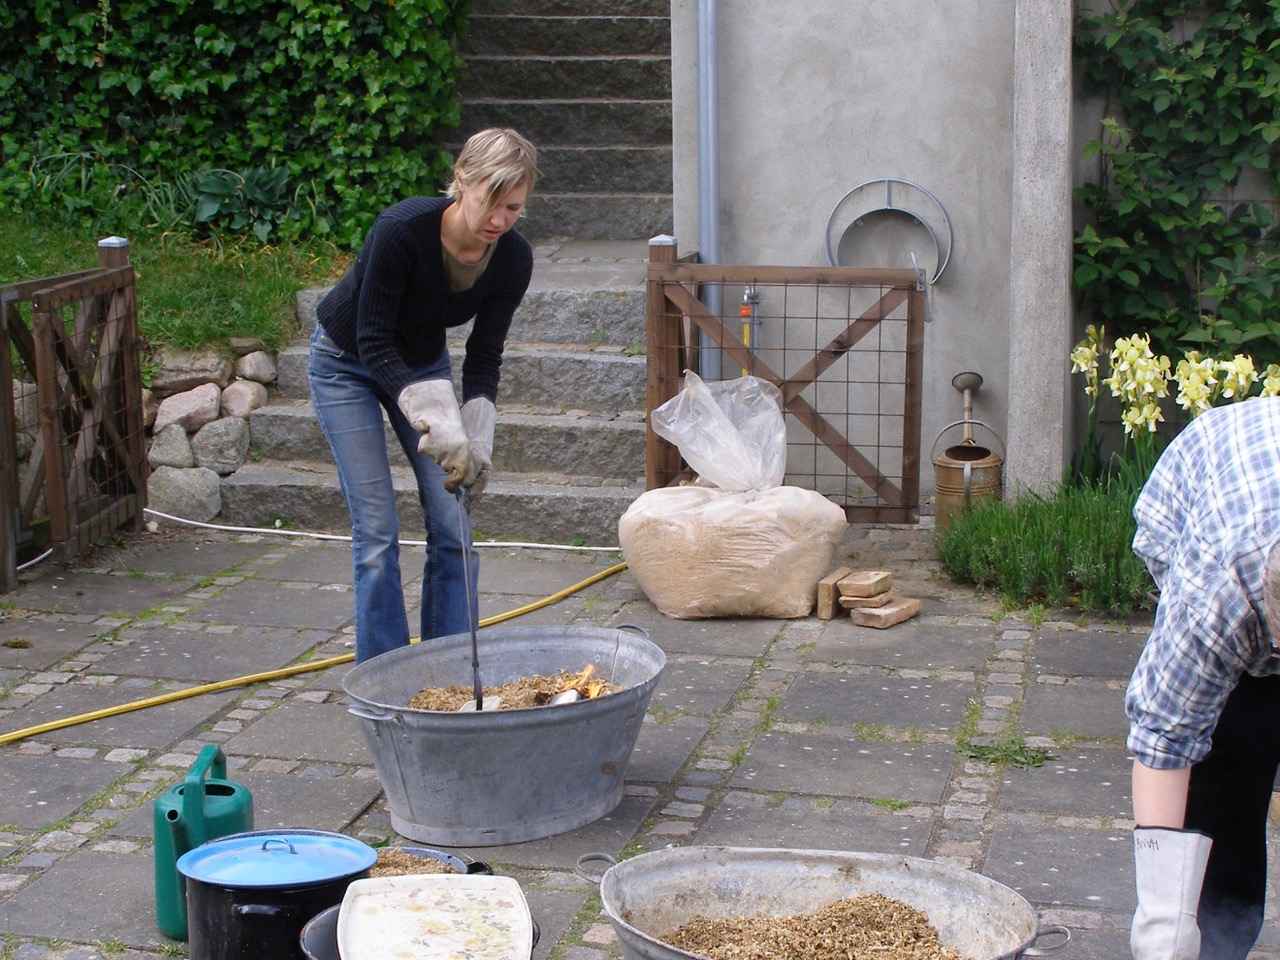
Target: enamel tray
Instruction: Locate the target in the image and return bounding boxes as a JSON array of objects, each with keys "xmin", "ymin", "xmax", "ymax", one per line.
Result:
[{"xmin": 337, "ymin": 874, "xmax": 533, "ymax": 960}]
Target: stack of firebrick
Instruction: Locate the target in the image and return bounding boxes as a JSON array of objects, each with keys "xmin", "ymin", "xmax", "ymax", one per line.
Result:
[{"xmin": 815, "ymin": 568, "xmax": 920, "ymax": 628}]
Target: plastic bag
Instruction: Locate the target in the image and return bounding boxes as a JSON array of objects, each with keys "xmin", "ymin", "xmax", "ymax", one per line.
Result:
[
  {"xmin": 619, "ymin": 485, "xmax": 847, "ymax": 619},
  {"xmin": 650, "ymin": 372, "xmax": 786, "ymax": 491}
]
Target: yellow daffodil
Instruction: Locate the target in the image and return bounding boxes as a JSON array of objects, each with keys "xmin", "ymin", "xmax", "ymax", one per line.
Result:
[{"xmin": 1218, "ymin": 354, "xmax": 1257, "ymax": 400}]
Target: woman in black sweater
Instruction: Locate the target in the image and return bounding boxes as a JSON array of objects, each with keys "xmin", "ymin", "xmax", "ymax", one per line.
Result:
[{"xmin": 309, "ymin": 128, "xmax": 538, "ymax": 662}]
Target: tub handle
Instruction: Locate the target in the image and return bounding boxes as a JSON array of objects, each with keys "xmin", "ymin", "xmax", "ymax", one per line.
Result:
[
  {"xmin": 348, "ymin": 704, "xmax": 395, "ymax": 723},
  {"xmin": 532, "ymin": 918, "xmax": 541, "ymax": 949},
  {"xmin": 1020, "ymin": 924, "xmax": 1070, "ymax": 956},
  {"xmin": 929, "ymin": 418, "xmax": 1005, "ymax": 462},
  {"xmin": 261, "ymin": 838, "xmax": 297, "ymax": 855},
  {"xmin": 575, "ymin": 852, "xmax": 617, "ymax": 884},
  {"xmin": 615, "ymin": 624, "xmax": 650, "ymax": 641}
]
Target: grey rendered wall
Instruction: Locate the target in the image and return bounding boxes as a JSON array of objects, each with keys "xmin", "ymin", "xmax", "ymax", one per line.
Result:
[{"xmin": 671, "ymin": 0, "xmax": 1022, "ymax": 500}]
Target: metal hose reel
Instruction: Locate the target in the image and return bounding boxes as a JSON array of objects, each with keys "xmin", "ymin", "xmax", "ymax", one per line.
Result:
[{"xmin": 825, "ymin": 177, "xmax": 954, "ymax": 284}]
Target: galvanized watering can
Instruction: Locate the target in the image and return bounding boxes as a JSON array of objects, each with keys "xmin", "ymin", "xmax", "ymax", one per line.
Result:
[{"xmin": 578, "ymin": 846, "xmax": 1070, "ymax": 960}]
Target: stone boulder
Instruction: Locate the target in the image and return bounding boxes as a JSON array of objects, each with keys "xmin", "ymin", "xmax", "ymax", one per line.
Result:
[
  {"xmin": 147, "ymin": 465, "xmax": 221, "ymax": 522},
  {"xmin": 153, "ymin": 383, "xmax": 221, "ymax": 435},
  {"xmin": 229, "ymin": 336, "xmax": 268, "ymax": 357},
  {"xmin": 150, "ymin": 347, "xmax": 233, "ymax": 395},
  {"xmin": 15, "ymin": 431, "xmax": 34, "ymax": 462},
  {"xmin": 295, "ymin": 286, "xmax": 332, "ymax": 333},
  {"xmin": 221, "ymin": 380, "xmax": 268, "ymax": 418},
  {"xmin": 235, "ymin": 351, "xmax": 277, "ymax": 384},
  {"xmin": 191, "ymin": 417, "xmax": 250, "ymax": 475},
  {"xmin": 142, "ymin": 388, "xmax": 158, "ymax": 429},
  {"xmin": 148, "ymin": 423, "xmax": 194, "ymax": 468}
]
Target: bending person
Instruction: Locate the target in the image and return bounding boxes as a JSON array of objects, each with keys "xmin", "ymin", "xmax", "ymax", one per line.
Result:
[
  {"xmin": 1126, "ymin": 397, "xmax": 1280, "ymax": 959},
  {"xmin": 309, "ymin": 128, "xmax": 538, "ymax": 662}
]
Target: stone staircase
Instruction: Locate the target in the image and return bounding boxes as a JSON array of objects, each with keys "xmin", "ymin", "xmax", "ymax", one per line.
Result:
[
  {"xmin": 219, "ymin": 244, "xmax": 649, "ymax": 546},
  {"xmin": 218, "ymin": 6, "xmax": 673, "ymax": 545},
  {"xmin": 455, "ymin": 0, "xmax": 673, "ymax": 241}
]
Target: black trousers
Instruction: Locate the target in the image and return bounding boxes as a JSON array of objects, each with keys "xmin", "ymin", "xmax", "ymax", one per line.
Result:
[{"xmin": 1184, "ymin": 672, "xmax": 1280, "ymax": 960}]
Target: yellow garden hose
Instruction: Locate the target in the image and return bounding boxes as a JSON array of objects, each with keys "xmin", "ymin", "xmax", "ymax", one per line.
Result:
[{"xmin": 0, "ymin": 561, "xmax": 628, "ymax": 747}]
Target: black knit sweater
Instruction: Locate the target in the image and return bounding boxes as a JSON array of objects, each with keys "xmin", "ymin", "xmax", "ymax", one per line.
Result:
[{"xmin": 316, "ymin": 196, "xmax": 533, "ymax": 402}]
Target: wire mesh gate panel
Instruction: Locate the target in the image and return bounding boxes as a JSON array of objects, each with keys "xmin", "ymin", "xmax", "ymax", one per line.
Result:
[
  {"xmin": 0, "ymin": 239, "xmax": 147, "ymax": 590},
  {"xmin": 645, "ymin": 239, "xmax": 924, "ymax": 523}
]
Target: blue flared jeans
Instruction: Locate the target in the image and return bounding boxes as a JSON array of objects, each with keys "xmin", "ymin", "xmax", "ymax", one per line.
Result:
[{"xmin": 307, "ymin": 324, "xmax": 478, "ymax": 662}]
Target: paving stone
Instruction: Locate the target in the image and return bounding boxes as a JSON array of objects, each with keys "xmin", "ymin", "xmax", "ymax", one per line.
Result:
[
  {"xmin": 997, "ymin": 747, "xmax": 1134, "ymax": 819},
  {"xmin": 675, "ymin": 786, "xmax": 710, "ymax": 802},
  {"xmin": 16, "ymin": 852, "xmax": 58, "ymax": 868},
  {"xmin": 0, "ymin": 753, "xmax": 122, "ymax": 829},
  {"xmin": 221, "ymin": 700, "xmax": 370, "ymax": 764},
  {"xmin": 519, "ymin": 878, "xmax": 592, "ymax": 960},
  {"xmin": 432, "ymin": 796, "xmax": 655, "ymax": 869},
  {"xmin": 1020, "ymin": 681, "xmax": 1129, "ymax": 739},
  {"xmin": 54, "ymin": 747, "xmax": 97, "ymax": 759},
  {"xmin": 778, "ymin": 673, "xmax": 975, "ymax": 734},
  {"xmin": 0, "ymin": 617, "xmax": 101, "ymax": 670},
  {"xmin": 626, "ymin": 715, "xmax": 709, "ymax": 783},
  {"xmin": 187, "ymin": 576, "xmax": 356, "ymax": 629},
  {"xmin": 0, "ymin": 850, "xmax": 163, "ymax": 947},
  {"xmin": 660, "ymin": 801, "xmax": 703, "ymax": 818},
  {"xmin": 1032, "ymin": 628, "xmax": 1145, "ymax": 680},
  {"xmin": 476, "ymin": 550, "xmax": 631, "ymax": 599},
  {"xmin": 583, "ymin": 923, "xmax": 617, "ymax": 944},
  {"xmin": 5, "ymin": 571, "xmax": 194, "ymax": 616},
  {"xmin": 651, "ymin": 820, "xmax": 696, "ymax": 835},
  {"xmin": 697, "ymin": 791, "xmax": 931, "ymax": 854},
  {"xmin": 777, "ymin": 620, "xmax": 995, "ymax": 671},
  {"xmin": 11, "ymin": 681, "xmax": 238, "ymax": 748},
  {"xmin": 1048, "ymin": 926, "xmax": 1136, "ymax": 960},
  {"xmin": 733, "ymin": 732, "xmax": 955, "ymax": 804},
  {"xmin": 479, "ymin": 593, "xmax": 592, "ymax": 627},
  {"xmin": 13, "ymin": 945, "xmax": 51, "ymax": 960},
  {"xmin": 983, "ymin": 817, "xmax": 1134, "ymax": 912},
  {"xmin": 252, "ymin": 542, "xmax": 422, "ymax": 590},
  {"xmin": 107, "ymin": 768, "xmax": 382, "ymax": 838},
  {"xmin": 649, "ymin": 655, "xmax": 754, "ymax": 716},
  {"xmin": 607, "ymin": 601, "xmax": 782, "ymax": 657}
]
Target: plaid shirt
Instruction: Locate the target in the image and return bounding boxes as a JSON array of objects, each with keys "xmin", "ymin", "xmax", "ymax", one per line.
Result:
[{"xmin": 1126, "ymin": 397, "xmax": 1280, "ymax": 769}]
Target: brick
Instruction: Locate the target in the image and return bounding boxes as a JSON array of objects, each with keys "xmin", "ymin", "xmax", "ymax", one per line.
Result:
[
  {"xmin": 816, "ymin": 565, "xmax": 853, "ymax": 620},
  {"xmin": 839, "ymin": 591, "xmax": 894, "ymax": 609},
  {"xmin": 837, "ymin": 570, "xmax": 892, "ymax": 598},
  {"xmin": 103, "ymin": 748, "xmax": 148, "ymax": 763},
  {"xmin": 850, "ymin": 597, "xmax": 921, "ymax": 629}
]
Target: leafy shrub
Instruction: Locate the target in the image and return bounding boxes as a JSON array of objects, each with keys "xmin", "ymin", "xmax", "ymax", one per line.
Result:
[
  {"xmin": 938, "ymin": 480, "xmax": 1154, "ymax": 616},
  {"xmin": 1074, "ymin": 2, "xmax": 1280, "ymax": 364},
  {"xmin": 0, "ymin": 0, "xmax": 468, "ymax": 246}
]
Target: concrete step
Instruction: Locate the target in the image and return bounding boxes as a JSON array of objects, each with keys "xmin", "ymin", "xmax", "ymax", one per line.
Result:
[
  {"xmin": 277, "ymin": 341, "xmax": 647, "ymax": 410},
  {"xmin": 519, "ymin": 193, "xmax": 672, "ymax": 242},
  {"xmin": 294, "ymin": 256, "xmax": 647, "ymax": 346},
  {"xmin": 462, "ymin": 15, "xmax": 669, "ymax": 57},
  {"xmin": 461, "ymin": 55, "xmax": 671, "ymax": 100},
  {"xmin": 533, "ymin": 146, "xmax": 672, "ymax": 194},
  {"xmin": 219, "ymin": 461, "xmax": 641, "ymax": 546},
  {"xmin": 249, "ymin": 401, "xmax": 645, "ymax": 477},
  {"xmin": 458, "ymin": 99, "xmax": 671, "ymax": 148},
  {"xmin": 472, "ymin": 0, "xmax": 667, "ymax": 14}
]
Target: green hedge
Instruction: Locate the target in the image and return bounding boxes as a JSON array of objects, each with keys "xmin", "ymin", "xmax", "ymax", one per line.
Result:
[{"xmin": 0, "ymin": 0, "xmax": 469, "ymax": 246}]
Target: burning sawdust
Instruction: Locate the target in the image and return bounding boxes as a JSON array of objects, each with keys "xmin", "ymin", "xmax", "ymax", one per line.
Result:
[
  {"xmin": 660, "ymin": 894, "xmax": 965, "ymax": 960},
  {"xmin": 408, "ymin": 664, "xmax": 619, "ymax": 711},
  {"xmin": 370, "ymin": 848, "xmax": 459, "ymax": 877}
]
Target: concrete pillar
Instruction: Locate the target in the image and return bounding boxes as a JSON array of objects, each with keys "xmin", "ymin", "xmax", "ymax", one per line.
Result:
[{"xmin": 1004, "ymin": 0, "xmax": 1074, "ymax": 493}]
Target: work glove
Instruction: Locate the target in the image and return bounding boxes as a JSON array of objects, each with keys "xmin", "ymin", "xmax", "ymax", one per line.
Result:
[
  {"xmin": 397, "ymin": 380, "xmax": 471, "ymax": 491},
  {"xmin": 1131, "ymin": 826, "xmax": 1212, "ymax": 960},
  {"xmin": 460, "ymin": 397, "xmax": 496, "ymax": 504}
]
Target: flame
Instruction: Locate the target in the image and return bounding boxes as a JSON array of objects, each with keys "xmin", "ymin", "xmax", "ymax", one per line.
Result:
[{"xmin": 561, "ymin": 664, "xmax": 608, "ymax": 700}]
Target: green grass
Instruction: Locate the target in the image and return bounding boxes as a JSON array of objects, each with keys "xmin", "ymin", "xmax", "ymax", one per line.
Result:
[
  {"xmin": 869, "ymin": 797, "xmax": 912, "ymax": 812},
  {"xmin": 960, "ymin": 735, "xmax": 1052, "ymax": 770},
  {"xmin": 0, "ymin": 210, "xmax": 348, "ymax": 352},
  {"xmin": 938, "ymin": 480, "xmax": 1153, "ymax": 615}
]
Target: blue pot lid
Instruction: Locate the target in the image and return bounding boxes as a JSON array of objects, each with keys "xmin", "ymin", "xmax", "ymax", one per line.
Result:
[{"xmin": 177, "ymin": 831, "xmax": 377, "ymax": 889}]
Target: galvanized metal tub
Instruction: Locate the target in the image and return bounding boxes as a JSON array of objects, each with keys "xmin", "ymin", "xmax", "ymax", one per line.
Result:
[
  {"xmin": 343, "ymin": 624, "xmax": 665, "ymax": 846},
  {"xmin": 583, "ymin": 847, "xmax": 1069, "ymax": 960}
]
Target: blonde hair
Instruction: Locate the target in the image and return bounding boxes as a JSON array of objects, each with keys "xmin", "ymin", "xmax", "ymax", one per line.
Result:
[{"xmin": 446, "ymin": 128, "xmax": 539, "ymax": 210}]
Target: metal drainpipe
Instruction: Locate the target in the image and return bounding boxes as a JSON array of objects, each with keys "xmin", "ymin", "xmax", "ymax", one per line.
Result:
[{"xmin": 697, "ymin": 0, "xmax": 722, "ymax": 379}]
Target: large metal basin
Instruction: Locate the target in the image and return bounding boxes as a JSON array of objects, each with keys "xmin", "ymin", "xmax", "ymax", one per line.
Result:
[
  {"xmin": 588, "ymin": 846, "xmax": 1069, "ymax": 960},
  {"xmin": 343, "ymin": 624, "xmax": 665, "ymax": 846}
]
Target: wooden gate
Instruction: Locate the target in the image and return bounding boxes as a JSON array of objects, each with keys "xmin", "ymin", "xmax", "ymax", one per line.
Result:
[
  {"xmin": 645, "ymin": 237, "xmax": 925, "ymax": 523},
  {"xmin": 0, "ymin": 238, "xmax": 147, "ymax": 590}
]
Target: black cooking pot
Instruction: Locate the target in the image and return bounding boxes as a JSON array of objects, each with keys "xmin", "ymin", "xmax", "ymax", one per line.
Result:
[{"xmin": 177, "ymin": 828, "xmax": 376, "ymax": 960}]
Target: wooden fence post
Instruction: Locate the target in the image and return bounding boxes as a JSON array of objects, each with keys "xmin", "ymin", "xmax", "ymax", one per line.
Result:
[
  {"xmin": 0, "ymin": 298, "xmax": 18, "ymax": 591},
  {"xmin": 98, "ymin": 237, "xmax": 146, "ymax": 531},
  {"xmin": 645, "ymin": 236, "xmax": 682, "ymax": 489}
]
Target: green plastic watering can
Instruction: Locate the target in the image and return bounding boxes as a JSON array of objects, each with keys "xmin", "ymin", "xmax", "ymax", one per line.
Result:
[{"xmin": 153, "ymin": 745, "xmax": 253, "ymax": 940}]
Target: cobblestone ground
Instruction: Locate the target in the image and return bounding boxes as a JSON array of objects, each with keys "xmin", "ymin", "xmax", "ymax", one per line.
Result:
[{"xmin": 0, "ymin": 523, "xmax": 1277, "ymax": 959}]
